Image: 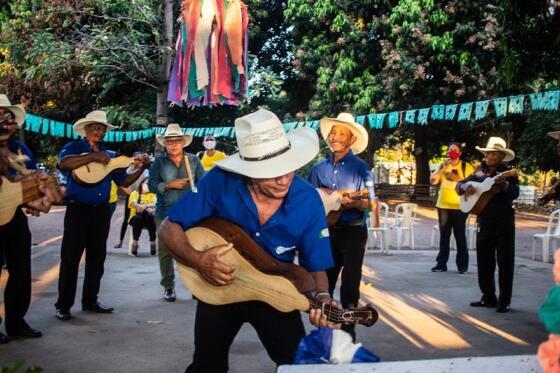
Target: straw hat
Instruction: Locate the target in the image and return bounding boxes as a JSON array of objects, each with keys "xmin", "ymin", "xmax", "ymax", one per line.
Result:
[
  {"xmin": 547, "ymin": 131, "xmax": 560, "ymax": 140},
  {"xmin": 475, "ymin": 137, "xmax": 515, "ymax": 162},
  {"xmin": 156, "ymin": 123, "xmax": 193, "ymax": 147},
  {"xmin": 73, "ymin": 110, "xmax": 117, "ymax": 137},
  {"xmin": 0, "ymin": 94, "xmax": 25, "ymax": 127},
  {"xmin": 216, "ymin": 109, "xmax": 319, "ymax": 178},
  {"xmin": 320, "ymin": 113, "xmax": 369, "ymax": 155}
]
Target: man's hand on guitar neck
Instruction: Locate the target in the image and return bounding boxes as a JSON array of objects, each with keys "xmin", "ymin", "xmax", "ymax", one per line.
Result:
[
  {"xmin": 195, "ymin": 243, "xmax": 236, "ymax": 286},
  {"xmin": 309, "ymin": 293, "xmax": 341, "ymax": 329},
  {"xmin": 132, "ymin": 154, "xmax": 151, "ymax": 169},
  {"xmin": 24, "ymin": 172, "xmax": 66, "ymax": 214}
]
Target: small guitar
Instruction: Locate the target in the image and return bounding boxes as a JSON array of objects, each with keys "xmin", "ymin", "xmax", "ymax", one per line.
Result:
[
  {"xmin": 317, "ymin": 188, "xmax": 370, "ymax": 226},
  {"xmin": 176, "ymin": 217, "xmax": 379, "ymax": 326},
  {"xmin": 0, "ymin": 175, "xmax": 58, "ymax": 225},
  {"xmin": 460, "ymin": 170, "xmax": 517, "ymax": 214},
  {"xmin": 72, "ymin": 155, "xmax": 139, "ymax": 184}
]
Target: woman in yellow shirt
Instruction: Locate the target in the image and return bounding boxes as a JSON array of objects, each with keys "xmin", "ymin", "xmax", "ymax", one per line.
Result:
[
  {"xmin": 128, "ymin": 178, "xmax": 157, "ymax": 256},
  {"xmin": 200, "ymin": 135, "xmax": 226, "ymax": 171},
  {"xmin": 430, "ymin": 143, "xmax": 474, "ymax": 273}
]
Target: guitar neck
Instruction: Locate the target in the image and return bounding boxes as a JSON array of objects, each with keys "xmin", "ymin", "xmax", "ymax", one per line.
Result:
[{"xmin": 308, "ymin": 300, "xmax": 378, "ymax": 326}]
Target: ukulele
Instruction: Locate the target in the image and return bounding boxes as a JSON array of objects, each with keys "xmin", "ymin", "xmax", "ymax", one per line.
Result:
[
  {"xmin": 459, "ymin": 169, "xmax": 517, "ymax": 214},
  {"xmin": 0, "ymin": 174, "xmax": 59, "ymax": 225},
  {"xmin": 317, "ymin": 188, "xmax": 370, "ymax": 226},
  {"xmin": 176, "ymin": 217, "xmax": 379, "ymax": 327},
  {"xmin": 72, "ymin": 154, "xmax": 141, "ymax": 184}
]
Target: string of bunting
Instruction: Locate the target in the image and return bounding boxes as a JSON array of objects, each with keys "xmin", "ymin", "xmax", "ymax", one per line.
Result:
[{"xmin": 23, "ymin": 89, "xmax": 560, "ymax": 142}]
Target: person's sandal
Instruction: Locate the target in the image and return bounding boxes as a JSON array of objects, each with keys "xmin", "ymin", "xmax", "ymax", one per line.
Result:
[{"xmin": 114, "ymin": 241, "xmax": 123, "ymax": 249}]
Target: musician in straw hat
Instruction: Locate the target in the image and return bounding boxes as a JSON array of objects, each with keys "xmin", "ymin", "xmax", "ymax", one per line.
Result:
[
  {"xmin": 0, "ymin": 94, "xmax": 63, "ymax": 343},
  {"xmin": 158, "ymin": 109, "xmax": 338, "ymax": 372},
  {"xmin": 456, "ymin": 136, "xmax": 519, "ymax": 313},
  {"xmin": 55, "ymin": 110, "xmax": 149, "ymax": 321},
  {"xmin": 308, "ymin": 112, "xmax": 376, "ymax": 341},
  {"xmin": 148, "ymin": 123, "xmax": 204, "ymax": 302}
]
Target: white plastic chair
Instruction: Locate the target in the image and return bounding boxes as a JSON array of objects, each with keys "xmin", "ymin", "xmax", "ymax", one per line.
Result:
[
  {"xmin": 367, "ymin": 202, "xmax": 391, "ymax": 255},
  {"xmin": 391, "ymin": 203, "xmax": 418, "ymax": 249},
  {"xmin": 465, "ymin": 214, "xmax": 478, "ymax": 251},
  {"xmin": 532, "ymin": 209, "xmax": 560, "ymax": 263}
]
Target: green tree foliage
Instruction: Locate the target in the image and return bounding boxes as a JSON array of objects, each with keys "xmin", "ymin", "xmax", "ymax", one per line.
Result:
[{"xmin": 286, "ymin": 0, "xmax": 559, "ymax": 178}]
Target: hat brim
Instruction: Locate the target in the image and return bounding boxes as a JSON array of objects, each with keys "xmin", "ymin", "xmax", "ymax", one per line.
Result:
[
  {"xmin": 476, "ymin": 147, "xmax": 515, "ymax": 162},
  {"xmin": 2, "ymin": 105, "xmax": 26, "ymax": 127},
  {"xmin": 73, "ymin": 119, "xmax": 118, "ymax": 137},
  {"xmin": 215, "ymin": 127, "xmax": 319, "ymax": 178},
  {"xmin": 548, "ymin": 131, "xmax": 560, "ymax": 140},
  {"xmin": 319, "ymin": 118, "xmax": 369, "ymax": 154},
  {"xmin": 156, "ymin": 134, "xmax": 193, "ymax": 148}
]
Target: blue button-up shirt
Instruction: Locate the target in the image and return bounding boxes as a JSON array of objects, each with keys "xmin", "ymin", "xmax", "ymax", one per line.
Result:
[
  {"xmin": 148, "ymin": 152, "xmax": 205, "ymax": 218},
  {"xmin": 167, "ymin": 168, "xmax": 334, "ymax": 272},
  {"xmin": 308, "ymin": 152, "xmax": 375, "ymax": 224},
  {"xmin": 8, "ymin": 139, "xmax": 37, "ymax": 175},
  {"xmin": 58, "ymin": 140, "xmax": 126, "ymax": 205}
]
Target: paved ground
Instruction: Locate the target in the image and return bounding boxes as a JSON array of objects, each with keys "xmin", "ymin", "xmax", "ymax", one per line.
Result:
[{"xmin": 0, "ymin": 201, "xmax": 555, "ymax": 372}]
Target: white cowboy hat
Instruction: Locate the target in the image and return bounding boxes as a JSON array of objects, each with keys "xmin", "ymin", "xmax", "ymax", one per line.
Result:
[
  {"xmin": 216, "ymin": 109, "xmax": 319, "ymax": 178},
  {"xmin": 73, "ymin": 110, "xmax": 118, "ymax": 137},
  {"xmin": 0, "ymin": 94, "xmax": 26, "ymax": 127},
  {"xmin": 476, "ymin": 136, "xmax": 515, "ymax": 162},
  {"xmin": 320, "ymin": 112, "xmax": 369, "ymax": 155},
  {"xmin": 547, "ymin": 131, "xmax": 560, "ymax": 140},
  {"xmin": 156, "ymin": 123, "xmax": 193, "ymax": 147}
]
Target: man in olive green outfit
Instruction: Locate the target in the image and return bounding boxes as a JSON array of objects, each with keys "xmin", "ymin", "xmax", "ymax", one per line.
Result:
[{"xmin": 148, "ymin": 124, "xmax": 204, "ymax": 301}]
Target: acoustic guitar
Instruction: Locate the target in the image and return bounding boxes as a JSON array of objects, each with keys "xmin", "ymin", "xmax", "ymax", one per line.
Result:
[
  {"xmin": 317, "ymin": 188, "xmax": 370, "ymax": 226},
  {"xmin": 459, "ymin": 169, "xmax": 517, "ymax": 214},
  {"xmin": 72, "ymin": 155, "xmax": 137, "ymax": 184},
  {"xmin": 0, "ymin": 175, "xmax": 58, "ymax": 225},
  {"xmin": 176, "ymin": 217, "xmax": 379, "ymax": 326}
]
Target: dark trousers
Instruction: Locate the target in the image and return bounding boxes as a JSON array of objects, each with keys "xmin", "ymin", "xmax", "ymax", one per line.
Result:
[
  {"xmin": 131, "ymin": 213, "xmax": 156, "ymax": 241},
  {"xmin": 327, "ymin": 224, "xmax": 367, "ymax": 338},
  {"xmin": 186, "ymin": 301, "xmax": 305, "ymax": 373},
  {"xmin": 0, "ymin": 209, "xmax": 32, "ymax": 334},
  {"xmin": 476, "ymin": 223, "xmax": 515, "ymax": 305},
  {"xmin": 55, "ymin": 203, "xmax": 111, "ymax": 310},
  {"xmin": 435, "ymin": 208, "xmax": 469, "ymax": 271},
  {"xmin": 119, "ymin": 196, "xmax": 131, "ymax": 242}
]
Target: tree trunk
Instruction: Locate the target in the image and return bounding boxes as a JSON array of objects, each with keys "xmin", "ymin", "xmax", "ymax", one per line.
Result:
[
  {"xmin": 414, "ymin": 125, "xmax": 430, "ymax": 191},
  {"xmin": 156, "ymin": 0, "xmax": 175, "ymax": 126}
]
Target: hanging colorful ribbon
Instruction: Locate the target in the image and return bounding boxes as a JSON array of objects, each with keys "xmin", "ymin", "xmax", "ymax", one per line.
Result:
[{"xmin": 168, "ymin": 0, "xmax": 249, "ymax": 107}]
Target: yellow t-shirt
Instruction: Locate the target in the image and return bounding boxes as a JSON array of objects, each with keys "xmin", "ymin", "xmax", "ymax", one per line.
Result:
[
  {"xmin": 201, "ymin": 150, "xmax": 226, "ymax": 171},
  {"xmin": 436, "ymin": 161, "xmax": 474, "ymax": 209},
  {"xmin": 128, "ymin": 190, "xmax": 157, "ymax": 222},
  {"xmin": 109, "ymin": 181, "xmax": 118, "ymax": 204}
]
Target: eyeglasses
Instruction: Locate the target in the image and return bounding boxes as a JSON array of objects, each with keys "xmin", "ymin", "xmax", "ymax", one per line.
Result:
[{"xmin": 165, "ymin": 139, "xmax": 184, "ymax": 145}]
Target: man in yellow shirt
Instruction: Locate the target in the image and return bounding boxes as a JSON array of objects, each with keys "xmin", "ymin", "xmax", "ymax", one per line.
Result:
[
  {"xmin": 200, "ymin": 135, "xmax": 226, "ymax": 171},
  {"xmin": 430, "ymin": 143, "xmax": 474, "ymax": 273}
]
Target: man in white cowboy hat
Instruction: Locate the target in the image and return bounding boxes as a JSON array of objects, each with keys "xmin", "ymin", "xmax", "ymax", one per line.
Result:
[
  {"xmin": 538, "ymin": 130, "xmax": 560, "ymax": 206},
  {"xmin": 158, "ymin": 109, "xmax": 338, "ymax": 372},
  {"xmin": 457, "ymin": 136, "xmax": 519, "ymax": 313},
  {"xmin": 148, "ymin": 123, "xmax": 204, "ymax": 302},
  {"xmin": 0, "ymin": 94, "xmax": 64, "ymax": 343},
  {"xmin": 308, "ymin": 112, "xmax": 376, "ymax": 341},
  {"xmin": 199, "ymin": 134, "xmax": 227, "ymax": 171},
  {"xmin": 55, "ymin": 110, "xmax": 150, "ymax": 321}
]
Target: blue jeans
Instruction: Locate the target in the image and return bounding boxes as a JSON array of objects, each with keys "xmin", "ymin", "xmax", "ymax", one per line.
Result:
[{"xmin": 435, "ymin": 208, "xmax": 469, "ymax": 271}]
